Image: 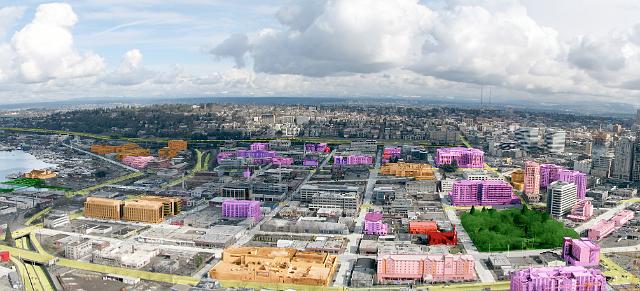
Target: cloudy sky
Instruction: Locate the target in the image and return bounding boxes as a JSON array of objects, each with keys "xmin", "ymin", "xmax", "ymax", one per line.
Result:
[{"xmin": 1, "ymin": 0, "xmax": 640, "ymax": 105}]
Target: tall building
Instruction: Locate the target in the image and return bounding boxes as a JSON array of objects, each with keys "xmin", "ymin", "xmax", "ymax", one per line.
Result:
[
  {"xmin": 523, "ymin": 161, "xmax": 541, "ymax": 202},
  {"xmin": 221, "ymin": 199, "xmax": 262, "ymax": 222},
  {"xmin": 544, "ymin": 129, "xmax": 566, "ymax": 153},
  {"xmin": 557, "ymin": 170, "xmax": 587, "ymax": 200},
  {"xmin": 515, "ymin": 127, "xmax": 540, "ymax": 152},
  {"xmin": 539, "ymin": 164, "xmax": 563, "ymax": 188},
  {"xmin": 547, "ymin": 181, "xmax": 577, "ymax": 218},
  {"xmin": 592, "ymin": 154, "xmax": 614, "ymax": 178},
  {"xmin": 632, "ymin": 132, "xmax": 640, "ymax": 181},
  {"xmin": 612, "ymin": 137, "xmax": 634, "ymax": 181},
  {"xmin": 122, "ymin": 200, "xmax": 164, "ymax": 224},
  {"xmin": 434, "ymin": 147, "xmax": 484, "ymax": 168},
  {"xmin": 449, "ymin": 180, "xmax": 517, "ymax": 206},
  {"xmin": 376, "ymin": 254, "xmax": 476, "ymax": 283},
  {"xmin": 562, "ymin": 237, "xmax": 600, "ymax": 267},
  {"xmin": 510, "ymin": 266, "xmax": 606, "ymax": 291},
  {"xmin": 84, "ymin": 197, "xmax": 123, "ymax": 220}
]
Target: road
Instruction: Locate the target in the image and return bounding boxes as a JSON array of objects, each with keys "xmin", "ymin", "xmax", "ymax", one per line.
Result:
[
  {"xmin": 62, "ymin": 142, "xmax": 140, "ymax": 172},
  {"xmin": 574, "ymin": 202, "xmax": 631, "ymax": 233}
]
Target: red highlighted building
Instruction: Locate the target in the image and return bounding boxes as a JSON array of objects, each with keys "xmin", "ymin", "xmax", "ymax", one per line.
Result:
[{"xmin": 409, "ymin": 221, "xmax": 458, "ymax": 245}]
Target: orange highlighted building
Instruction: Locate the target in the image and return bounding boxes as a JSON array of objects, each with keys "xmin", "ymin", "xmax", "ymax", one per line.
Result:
[
  {"xmin": 137, "ymin": 196, "xmax": 181, "ymax": 216},
  {"xmin": 380, "ymin": 162, "xmax": 435, "ymax": 180},
  {"xmin": 24, "ymin": 169, "xmax": 57, "ymax": 179},
  {"xmin": 511, "ymin": 169, "xmax": 525, "ymax": 191},
  {"xmin": 408, "ymin": 221, "xmax": 438, "ymax": 234},
  {"xmin": 209, "ymin": 247, "xmax": 338, "ymax": 286},
  {"xmin": 90, "ymin": 143, "xmax": 150, "ymax": 161},
  {"xmin": 84, "ymin": 197, "xmax": 123, "ymax": 220},
  {"xmin": 168, "ymin": 140, "xmax": 188, "ymax": 151},
  {"xmin": 158, "ymin": 140, "xmax": 188, "ymax": 159},
  {"xmin": 122, "ymin": 200, "xmax": 164, "ymax": 224}
]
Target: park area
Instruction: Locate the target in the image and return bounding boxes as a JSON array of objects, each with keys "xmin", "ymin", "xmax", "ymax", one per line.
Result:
[{"xmin": 460, "ymin": 206, "xmax": 578, "ymax": 252}]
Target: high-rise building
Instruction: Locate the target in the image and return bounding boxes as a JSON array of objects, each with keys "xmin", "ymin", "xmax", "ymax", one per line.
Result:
[
  {"xmin": 547, "ymin": 181, "xmax": 578, "ymax": 218},
  {"xmin": 523, "ymin": 161, "xmax": 540, "ymax": 202},
  {"xmin": 632, "ymin": 132, "xmax": 640, "ymax": 181},
  {"xmin": 544, "ymin": 129, "xmax": 566, "ymax": 153},
  {"xmin": 84, "ymin": 197, "xmax": 123, "ymax": 220},
  {"xmin": 612, "ymin": 137, "xmax": 634, "ymax": 181},
  {"xmin": 592, "ymin": 154, "xmax": 614, "ymax": 178},
  {"xmin": 515, "ymin": 127, "xmax": 540, "ymax": 152},
  {"xmin": 434, "ymin": 147, "xmax": 484, "ymax": 168},
  {"xmin": 557, "ymin": 170, "xmax": 587, "ymax": 200},
  {"xmin": 636, "ymin": 109, "xmax": 640, "ymax": 125},
  {"xmin": 540, "ymin": 164, "xmax": 563, "ymax": 188},
  {"xmin": 510, "ymin": 266, "xmax": 606, "ymax": 291},
  {"xmin": 376, "ymin": 254, "xmax": 476, "ymax": 283},
  {"xmin": 449, "ymin": 180, "xmax": 517, "ymax": 206},
  {"xmin": 562, "ymin": 237, "xmax": 600, "ymax": 267}
]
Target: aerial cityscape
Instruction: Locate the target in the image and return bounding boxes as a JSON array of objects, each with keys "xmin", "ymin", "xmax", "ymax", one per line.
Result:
[{"xmin": 1, "ymin": 1, "xmax": 640, "ymax": 291}]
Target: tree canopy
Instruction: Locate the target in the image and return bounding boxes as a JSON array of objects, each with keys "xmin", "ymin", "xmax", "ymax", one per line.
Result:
[{"xmin": 461, "ymin": 207, "xmax": 578, "ymax": 252}]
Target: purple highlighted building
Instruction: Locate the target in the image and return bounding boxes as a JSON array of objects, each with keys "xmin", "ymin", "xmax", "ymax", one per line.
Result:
[
  {"xmin": 221, "ymin": 199, "xmax": 262, "ymax": 222},
  {"xmin": 305, "ymin": 143, "xmax": 328, "ymax": 152},
  {"xmin": 435, "ymin": 147, "xmax": 484, "ymax": 168},
  {"xmin": 250, "ymin": 142, "xmax": 269, "ymax": 151},
  {"xmin": 562, "ymin": 237, "xmax": 600, "ymax": 267},
  {"xmin": 558, "ymin": 170, "xmax": 587, "ymax": 200},
  {"xmin": 272, "ymin": 157, "xmax": 293, "ymax": 166},
  {"xmin": 449, "ymin": 180, "xmax": 518, "ymax": 206},
  {"xmin": 334, "ymin": 155, "xmax": 373, "ymax": 166},
  {"xmin": 303, "ymin": 157, "xmax": 319, "ymax": 166},
  {"xmin": 364, "ymin": 211, "xmax": 388, "ymax": 235},
  {"xmin": 540, "ymin": 164, "xmax": 563, "ymax": 187},
  {"xmin": 510, "ymin": 266, "xmax": 606, "ymax": 291}
]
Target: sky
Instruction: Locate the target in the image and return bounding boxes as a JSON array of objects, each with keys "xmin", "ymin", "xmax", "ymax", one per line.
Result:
[{"xmin": 0, "ymin": 0, "xmax": 640, "ymax": 105}]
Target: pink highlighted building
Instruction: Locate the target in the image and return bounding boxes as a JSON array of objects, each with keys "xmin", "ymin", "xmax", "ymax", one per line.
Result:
[
  {"xmin": 216, "ymin": 151, "xmax": 235, "ymax": 163},
  {"xmin": 303, "ymin": 157, "xmax": 319, "ymax": 166},
  {"xmin": 122, "ymin": 156, "xmax": 155, "ymax": 169},
  {"xmin": 567, "ymin": 200, "xmax": 594, "ymax": 222},
  {"xmin": 523, "ymin": 161, "xmax": 540, "ymax": 199},
  {"xmin": 334, "ymin": 155, "xmax": 373, "ymax": 166},
  {"xmin": 510, "ymin": 266, "xmax": 606, "ymax": 291},
  {"xmin": 588, "ymin": 210, "xmax": 634, "ymax": 241},
  {"xmin": 221, "ymin": 199, "xmax": 262, "ymax": 222},
  {"xmin": 376, "ymin": 254, "xmax": 476, "ymax": 283},
  {"xmin": 558, "ymin": 170, "xmax": 587, "ymax": 200},
  {"xmin": 562, "ymin": 237, "xmax": 600, "ymax": 267},
  {"xmin": 272, "ymin": 157, "xmax": 293, "ymax": 166},
  {"xmin": 382, "ymin": 147, "xmax": 402, "ymax": 163},
  {"xmin": 435, "ymin": 147, "xmax": 484, "ymax": 168},
  {"xmin": 250, "ymin": 142, "xmax": 269, "ymax": 151},
  {"xmin": 449, "ymin": 180, "xmax": 518, "ymax": 206},
  {"xmin": 364, "ymin": 212, "xmax": 388, "ymax": 235},
  {"xmin": 540, "ymin": 163, "xmax": 563, "ymax": 188},
  {"xmin": 305, "ymin": 143, "xmax": 328, "ymax": 152}
]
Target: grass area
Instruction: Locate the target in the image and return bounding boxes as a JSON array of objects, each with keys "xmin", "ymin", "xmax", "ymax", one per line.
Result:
[
  {"xmin": 0, "ymin": 188, "xmax": 13, "ymax": 193},
  {"xmin": 461, "ymin": 206, "xmax": 578, "ymax": 252},
  {"xmin": 2, "ymin": 178, "xmax": 70, "ymax": 191}
]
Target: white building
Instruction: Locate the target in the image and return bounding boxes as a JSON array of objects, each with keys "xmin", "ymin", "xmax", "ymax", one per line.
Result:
[
  {"xmin": 544, "ymin": 129, "xmax": 566, "ymax": 153},
  {"xmin": 547, "ymin": 181, "xmax": 577, "ymax": 218},
  {"xmin": 515, "ymin": 127, "xmax": 540, "ymax": 152}
]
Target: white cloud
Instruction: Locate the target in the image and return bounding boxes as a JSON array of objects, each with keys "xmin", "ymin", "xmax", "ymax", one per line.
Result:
[
  {"xmin": 0, "ymin": 6, "xmax": 26, "ymax": 39},
  {"xmin": 8, "ymin": 3, "xmax": 105, "ymax": 83},
  {"xmin": 102, "ymin": 49, "xmax": 156, "ymax": 86},
  {"xmin": 209, "ymin": 33, "xmax": 249, "ymax": 67}
]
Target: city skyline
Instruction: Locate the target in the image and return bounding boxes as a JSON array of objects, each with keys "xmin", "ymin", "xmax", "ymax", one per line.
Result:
[{"xmin": 0, "ymin": 0, "xmax": 640, "ymax": 105}]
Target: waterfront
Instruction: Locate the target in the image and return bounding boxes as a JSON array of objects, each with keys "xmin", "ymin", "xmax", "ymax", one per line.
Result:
[{"xmin": 0, "ymin": 150, "xmax": 56, "ymax": 182}]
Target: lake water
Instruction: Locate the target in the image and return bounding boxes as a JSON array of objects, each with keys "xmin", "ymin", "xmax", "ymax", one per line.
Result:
[{"xmin": 0, "ymin": 150, "xmax": 56, "ymax": 182}]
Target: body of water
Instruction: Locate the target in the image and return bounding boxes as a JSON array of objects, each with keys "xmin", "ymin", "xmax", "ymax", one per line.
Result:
[{"xmin": 0, "ymin": 150, "xmax": 56, "ymax": 182}]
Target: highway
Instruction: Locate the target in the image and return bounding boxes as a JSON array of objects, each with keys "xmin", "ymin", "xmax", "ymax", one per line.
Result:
[
  {"xmin": 14, "ymin": 236, "xmax": 55, "ymax": 291},
  {"xmin": 62, "ymin": 142, "xmax": 140, "ymax": 172}
]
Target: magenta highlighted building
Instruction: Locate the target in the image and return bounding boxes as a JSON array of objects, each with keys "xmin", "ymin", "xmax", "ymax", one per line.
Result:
[
  {"xmin": 567, "ymin": 200, "xmax": 594, "ymax": 222},
  {"xmin": 540, "ymin": 163, "xmax": 563, "ymax": 187},
  {"xmin": 250, "ymin": 142, "xmax": 269, "ymax": 151},
  {"xmin": 510, "ymin": 266, "xmax": 606, "ymax": 291},
  {"xmin": 122, "ymin": 156, "xmax": 154, "ymax": 169},
  {"xmin": 305, "ymin": 143, "xmax": 328, "ymax": 153},
  {"xmin": 449, "ymin": 180, "xmax": 518, "ymax": 206},
  {"xmin": 588, "ymin": 210, "xmax": 634, "ymax": 241},
  {"xmin": 364, "ymin": 211, "xmax": 388, "ymax": 235},
  {"xmin": 562, "ymin": 237, "xmax": 600, "ymax": 267},
  {"xmin": 558, "ymin": 170, "xmax": 587, "ymax": 200},
  {"xmin": 334, "ymin": 155, "xmax": 373, "ymax": 166},
  {"xmin": 435, "ymin": 147, "xmax": 484, "ymax": 168},
  {"xmin": 382, "ymin": 147, "xmax": 402, "ymax": 163},
  {"xmin": 221, "ymin": 199, "xmax": 262, "ymax": 222},
  {"xmin": 303, "ymin": 157, "xmax": 319, "ymax": 166},
  {"xmin": 272, "ymin": 157, "xmax": 293, "ymax": 166},
  {"xmin": 377, "ymin": 254, "xmax": 476, "ymax": 283}
]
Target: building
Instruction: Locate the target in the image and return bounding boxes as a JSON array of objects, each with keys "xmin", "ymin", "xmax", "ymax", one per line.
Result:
[
  {"xmin": 540, "ymin": 164, "xmax": 563, "ymax": 188},
  {"xmin": 588, "ymin": 210, "xmax": 635, "ymax": 241},
  {"xmin": 333, "ymin": 155, "xmax": 373, "ymax": 166},
  {"xmin": 209, "ymin": 247, "xmax": 338, "ymax": 286},
  {"xmin": 558, "ymin": 170, "xmax": 587, "ymax": 200},
  {"xmin": 122, "ymin": 200, "xmax": 164, "ymax": 224},
  {"xmin": 573, "ymin": 159, "xmax": 592, "ymax": 175},
  {"xmin": 65, "ymin": 239, "xmax": 92, "ymax": 259},
  {"xmin": 23, "ymin": 169, "xmax": 57, "ymax": 179},
  {"xmin": 122, "ymin": 156, "xmax": 155, "ymax": 169},
  {"xmin": 523, "ymin": 161, "xmax": 541, "ymax": 202},
  {"xmin": 567, "ymin": 200, "xmax": 594, "ymax": 222},
  {"xmin": 309, "ymin": 192, "xmax": 359, "ymax": 215},
  {"xmin": 515, "ymin": 127, "xmax": 540, "ymax": 152},
  {"xmin": 137, "ymin": 196, "xmax": 181, "ymax": 216},
  {"xmin": 632, "ymin": 133, "xmax": 640, "ymax": 181},
  {"xmin": 510, "ymin": 169, "xmax": 524, "ymax": 191},
  {"xmin": 449, "ymin": 180, "xmax": 517, "ymax": 206},
  {"xmin": 592, "ymin": 154, "xmax": 614, "ymax": 178},
  {"xmin": 547, "ymin": 181, "xmax": 578, "ymax": 218},
  {"xmin": 509, "ymin": 266, "xmax": 606, "ymax": 291},
  {"xmin": 544, "ymin": 129, "xmax": 566, "ymax": 153},
  {"xmin": 380, "ymin": 162, "xmax": 435, "ymax": 180},
  {"xmin": 364, "ymin": 212, "xmax": 388, "ymax": 235},
  {"xmin": 221, "ymin": 199, "xmax": 262, "ymax": 222},
  {"xmin": 44, "ymin": 212, "xmax": 70, "ymax": 228},
  {"xmin": 562, "ymin": 237, "xmax": 600, "ymax": 267},
  {"xmin": 167, "ymin": 140, "xmax": 188, "ymax": 151},
  {"xmin": 298, "ymin": 184, "xmax": 360, "ymax": 202},
  {"xmin": 612, "ymin": 137, "xmax": 634, "ymax": 181},
  {"xmin": 376, "ymin": 254, "xmax": 476, "ymax": 283},
  {"xmin": 435, "ymin": 147, "xmax": 484, "ymax": 168},
  {"xmin": 408, "ymin": 221, "xmax": 438, "ymax": 234},
  {"xmin": 84, "ymin": 197, "xmax": 123, "ymax": 221}
]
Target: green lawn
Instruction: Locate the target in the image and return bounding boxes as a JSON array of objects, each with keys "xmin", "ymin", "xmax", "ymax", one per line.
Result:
[
  {"xmin": 460, "ymin": 206, "xmax": 578, "ymax": 252},
  {"xmin": 2, "ymin": 178, "xmax": 70, "ymax": 191}
]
